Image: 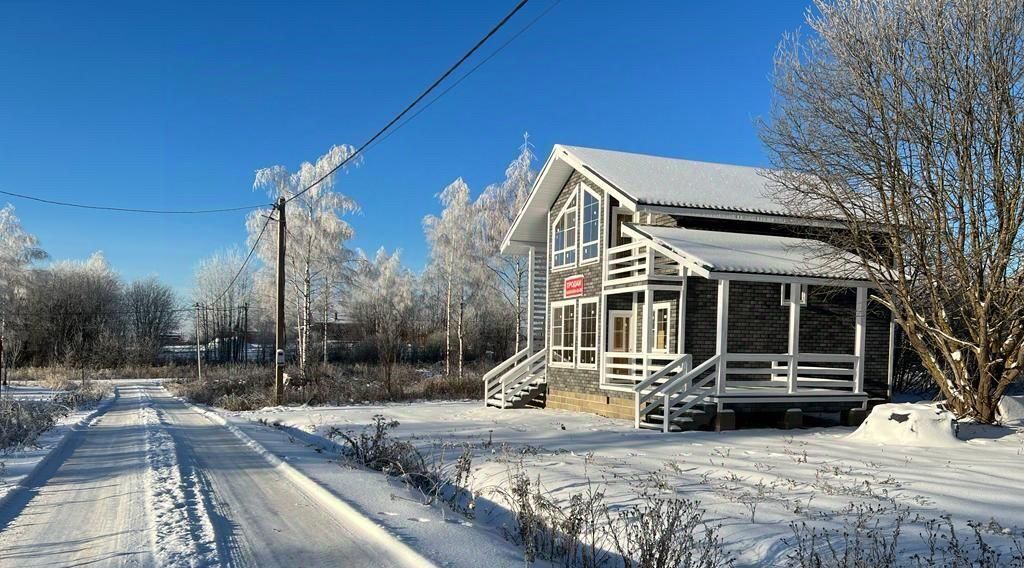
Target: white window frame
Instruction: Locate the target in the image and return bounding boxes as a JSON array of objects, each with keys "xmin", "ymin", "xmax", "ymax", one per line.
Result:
[
  {"xmin": 780, "ymin": 283, "xmax": 808, "ymax": 306},
  {"xmin": 652, "ymin": 302, "xmax": 672, "ymax": 353},
  {"xmin": 550, "ymin": 299, "xmax": 577, "ymax": 367},
  {"xmin": 579, "ymin": 185, "xmax": 601, "ymax": 265},
  {"xmin": 551, "ymin": 194, "xmax": 578, "ymax": 272},
  {"xmin": 577, "ymin": 298, "xmax": 599, "ymax": 369}
]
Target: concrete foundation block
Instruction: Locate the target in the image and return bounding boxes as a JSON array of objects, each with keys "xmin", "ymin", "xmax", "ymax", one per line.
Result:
[
  {"xmin": 782, "ymin": 408, "xmax": 803, "ymax": 430},
  {"xmin": 714, "ymin": 409, "xmax": 736, "ymax": 432},
  {"xmin": 843, "ymin": 407, "xmax": 868, "ymax": 427}
]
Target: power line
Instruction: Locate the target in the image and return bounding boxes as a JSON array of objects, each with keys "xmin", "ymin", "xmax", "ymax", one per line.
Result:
[
  {"xmin": 285, "ymin": 0, "xmax": 531, "ymax": 204},
  {"xmin": 368, "ymin": 0, "xmax": 561, "ymax": 152},
  {"xmin": 206, "ymin": 211, "xmax": 274, "ymax": 307},
  {"xmin": 0, "ymin": 189, "xmax": 271, "ymax": 215}
]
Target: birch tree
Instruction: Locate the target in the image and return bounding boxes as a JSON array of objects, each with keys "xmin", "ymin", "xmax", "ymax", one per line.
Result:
[
  {"xmin": 761, "ymin": 0, "xmax": 1024, "ymax": 422},
  {"xmin": 478, "ymin": 135, "xmax": 537, "ymax": 354},
  {"xmin": 0, "ymin": 205, "xmax": 45, "ymax": 384},
  {"xmin": 250, "ymin": 144, "xmax": 360, "ymax": 373},
  {"xmin": 424, "ymin": 178, "xmax": 484, "ymax": 379}
]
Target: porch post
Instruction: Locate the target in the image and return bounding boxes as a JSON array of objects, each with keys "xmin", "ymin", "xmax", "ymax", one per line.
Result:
[
  {"xmin": 677, "ymin": 268, "xmax": 687, "ymax": 354},
  {"xmin": 886, "ymin": 312, "xmax": 895, "ymax": 399},
  {"xmin": 853, "ymin": 286, "xmax": 868, "ymax": 394},
  {"xmin": 715, "ymin": 279, "xmax": 729, "ymax": 395},
  {"xmin": 526, "ymin": 246, "xmax": 535, "ymax": 354},
  {"xmin": 641, "ymin": 286, "xmax": 652, "ymax": 377},
  {"xmin": 787, "ymin": 282, "xmax": 801, "ymax": 394}
]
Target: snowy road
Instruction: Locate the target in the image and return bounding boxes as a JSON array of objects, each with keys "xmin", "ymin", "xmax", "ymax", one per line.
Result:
[{"xmin": 0, "ymin": 383, "xmax": 402, "ymax": 567}]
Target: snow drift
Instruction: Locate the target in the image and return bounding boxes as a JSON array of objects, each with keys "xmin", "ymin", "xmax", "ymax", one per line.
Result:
[
  {"xmin": 997, "ymin": 395, "xmax": 1024, "ymax": 426},
  {"xmin": 847, "ymin": 403, "xmax": 961, "ymax": 447}
]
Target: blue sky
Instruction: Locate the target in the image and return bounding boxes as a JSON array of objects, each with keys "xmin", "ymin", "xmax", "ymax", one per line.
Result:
[{"xmin": 0, "ymin": 0, "xmax": 810, "ymax": 295}]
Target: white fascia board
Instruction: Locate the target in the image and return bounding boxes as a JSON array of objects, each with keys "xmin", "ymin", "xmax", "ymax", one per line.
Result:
[
  {"xmin": 557, "ymin": 146, "xmax": 638, "ymax": 211},
  {"xmin": 639, "ymin": 205, "xmax": 847, "ymax": 229},
  {"xmin": 500, "ymin": 148, "xmax": 566, "ymax": 254},
  {"xmin": 708, "ymin": 271, "xmax": 875, "ymax": 288}
]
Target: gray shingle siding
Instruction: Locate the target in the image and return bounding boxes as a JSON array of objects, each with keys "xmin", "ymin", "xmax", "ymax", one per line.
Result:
[{"xmin": 539, "ymin": 166, "xmax": 892, "ymax": 405}]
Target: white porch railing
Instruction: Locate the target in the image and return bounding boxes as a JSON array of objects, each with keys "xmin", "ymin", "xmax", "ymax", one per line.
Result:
[
  {"xmin": 617, "ymin": 351, "xmax": 861, "ymax": 431},
  {"xmin": 604, "ymin": 352, "xmax": 685, "ymax": 387},
  {"xmin": 605, "ymin": 242, "xmax": 683, "ymax": 286},
  {"xmin": 483, "ymin": 348, "xmax": 547, "ymax": 408},
  {"xmin": 722, "ymin": 353, "xmax": 858, "ymax": 392}
]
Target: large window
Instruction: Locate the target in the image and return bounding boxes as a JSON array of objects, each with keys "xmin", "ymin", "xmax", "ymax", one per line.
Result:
[
  {"xmin": 552, "ymin": 195, "xmax": 577, "ymax": 269},
  {"xmin": 578, "ymin": 300, "xmax": 598, "ymax": 368},
  {"xmin": 580, "ymin": 188, "xmax": 600, "ymax": 262},
  {"xmin": 551, "ymin": 301, "xmax": 576, "ymax": 365}
]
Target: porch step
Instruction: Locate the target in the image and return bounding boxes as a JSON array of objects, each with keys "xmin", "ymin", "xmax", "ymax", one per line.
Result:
[
  {"xmin": 642, "ymin": 405, "xmax": 716, "ymax": 432},
  {"xmin": 486, "ymin": 381, "xmax": 546, "ymax": 410}
]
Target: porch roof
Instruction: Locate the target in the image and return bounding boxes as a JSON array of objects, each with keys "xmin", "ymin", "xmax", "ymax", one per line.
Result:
[{"xmin": 627, "ymin": 224, "xmax": 869, "ymax": 281}]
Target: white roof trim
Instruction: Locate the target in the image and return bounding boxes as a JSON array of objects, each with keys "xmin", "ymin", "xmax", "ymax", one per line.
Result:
[{"xmin": 624, "ymin": 223, "xmax": 870, "ymax": 282}]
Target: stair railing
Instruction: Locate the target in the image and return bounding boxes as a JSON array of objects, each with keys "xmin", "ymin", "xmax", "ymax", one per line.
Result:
[
  {"xmin": 634, "ymin": 354, "xmax": 719, "ymax": 431},
  {"xmin": 483, "ymin": 348, "xmax": 547, "ymax": 408}
]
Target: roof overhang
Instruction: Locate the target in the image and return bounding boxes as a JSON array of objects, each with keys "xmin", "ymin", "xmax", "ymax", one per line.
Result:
[
  {"xmin": 623, "ymin": 223, "xmax": 874, "ymax": 287},
  {"xmin": 501, "ymin": 145, "xmax": 639, "ymax": 255}
]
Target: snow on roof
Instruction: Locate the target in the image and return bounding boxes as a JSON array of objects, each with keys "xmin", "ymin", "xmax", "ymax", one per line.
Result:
[
  {"xmin": 563, "ymin": 145, "xmax": 788, "ymax": 215},
  {"xmin": 630, "ymin": 224, "xmax": 867, "ymax": 280}
]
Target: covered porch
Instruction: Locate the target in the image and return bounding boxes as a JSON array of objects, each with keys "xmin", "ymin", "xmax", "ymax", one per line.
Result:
[{"xmin": 601, "ymin": 224, "xmax": 882, "ymax": 431}]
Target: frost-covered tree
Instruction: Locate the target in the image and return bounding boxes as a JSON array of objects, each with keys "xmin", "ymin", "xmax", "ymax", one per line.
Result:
[
  {"xmin": 761, "ymin": 0, "xmax": 1024, "ymax": 422},
  {"xmin": 0, "ymin": 205, "xmax": 46, "ymax": 383},
  {"xmin": 349, "ymin": 248, "xmax": 414, "ymax": 397},
  {"xmin": 250, "ymin": 144, "xmax": 360, "ymax": 372},
  {"xmin": 424, "ymin": 178, "xmax": 486, "ymax": 378},
  {"xmin": 478, "ymin": 135, "xmax": 537, "ymax": 354},
  {"xmin": 193, "ymin": 249, "xmax": 254, "ymax": 362}
]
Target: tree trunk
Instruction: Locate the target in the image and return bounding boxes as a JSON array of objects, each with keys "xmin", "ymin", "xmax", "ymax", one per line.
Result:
[
  {"xmin": 457, "ymin": 297, "xmax": 465, "ymax": 380},
  {"xmin": 444, "ymin": 266, "xmax": 453, "ymax": 377}
]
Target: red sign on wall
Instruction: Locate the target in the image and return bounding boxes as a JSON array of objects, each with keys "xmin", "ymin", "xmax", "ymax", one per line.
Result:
[{"xmin": 564, "ymin": 275, "xmax": 584, "ymax": 298}]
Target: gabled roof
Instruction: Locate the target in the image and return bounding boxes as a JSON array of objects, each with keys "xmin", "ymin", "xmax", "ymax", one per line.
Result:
[
  {"xmin": 627, "ymin": 224, "xmax": 867, "ymax": 281},
  {"xmin": 502, "ymin": 144, "xmax": 796, "ymax": 254},
  {"xmin": 563, "ymin": 145, "xmax": 785, "ymax": 214}
]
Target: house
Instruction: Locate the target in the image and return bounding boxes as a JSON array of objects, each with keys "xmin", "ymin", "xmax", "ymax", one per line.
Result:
[{"xmin": 483, "ymin": 145, "xmax": 894, "ymax": 431}]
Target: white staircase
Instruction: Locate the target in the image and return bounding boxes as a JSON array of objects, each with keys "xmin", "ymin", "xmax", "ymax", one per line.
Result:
[
  {"xmin": 483, "ymin": 348, "xmax": 547, "ymax": 409},
  {"xmin": 633, "ymin": 354, "xmax": 720, "ymax": 432}
]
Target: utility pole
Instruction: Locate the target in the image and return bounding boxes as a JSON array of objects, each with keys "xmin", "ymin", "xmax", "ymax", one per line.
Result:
[
  {"xmin": 242, "ymin": 303, "xmax": 249, "ymax": 364},
  {"xmin": 274, "ymin": 197, "xmax": 287, "ymax": 404},
  {"xmin": 194, "ymin": 303, "xmax": 202, "ymax": 381}
]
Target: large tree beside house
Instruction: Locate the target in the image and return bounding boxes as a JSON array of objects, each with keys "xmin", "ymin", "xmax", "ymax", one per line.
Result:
[
  {"xmin": 478, "ymin": 137, "xmax": 538, "ymax": 354},
  {"xmin": 761, "ymin": 0, "xmax": 1024, "ymax": 422},
  {"xmin": 250, "ymin": 144, "xmax": 360, "ymax": 372}
]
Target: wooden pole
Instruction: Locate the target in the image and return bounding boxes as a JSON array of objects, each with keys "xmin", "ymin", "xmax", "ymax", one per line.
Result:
[
  {"xmin": 275, "ymin": 197, "xmax": 287, "ymax": 405},
  {"xmin": 194, "ymin": 303, "xmax": 202, "ymax": 381}
]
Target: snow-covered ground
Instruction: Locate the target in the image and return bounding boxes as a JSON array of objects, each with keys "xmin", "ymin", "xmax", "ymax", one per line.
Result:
[
  {"xmin": 0, "ymin": 384, "xmax": 111, "ymax": 505},
  {"xmin": 231, "ymin": 399, "xmax": 1024, "ymax": 566}
]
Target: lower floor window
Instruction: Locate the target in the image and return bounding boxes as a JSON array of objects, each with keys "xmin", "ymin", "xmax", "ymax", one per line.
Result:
[
  {"xmin": 578, "ymin": 300, "xmax": 598, "ymax": 367},
  {"xmin": 551, "ymin": 302, "xmax": 576, "ymax": 364}
]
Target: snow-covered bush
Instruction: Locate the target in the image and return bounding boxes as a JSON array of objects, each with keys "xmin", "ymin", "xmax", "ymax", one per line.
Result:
[
  {"xmin": 846, "ymin": 403, "xmax": 961, "ymax": 447},
  {"xmin": 997, "ymin": 396, "xmax": 1024, "ymax": 426},
  {"xmin": 0, "ymin": 399, "xmax": 68, "ymax": 452}
]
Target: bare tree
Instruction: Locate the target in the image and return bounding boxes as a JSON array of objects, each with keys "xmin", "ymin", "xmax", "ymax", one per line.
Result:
[
  {"xmin": 123, "ymin": 277, "xmax": 180, "ymax": 364},
  {"xmin": 761, "ymin": 0, "xmax": 1024, "ymax": 422}
]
